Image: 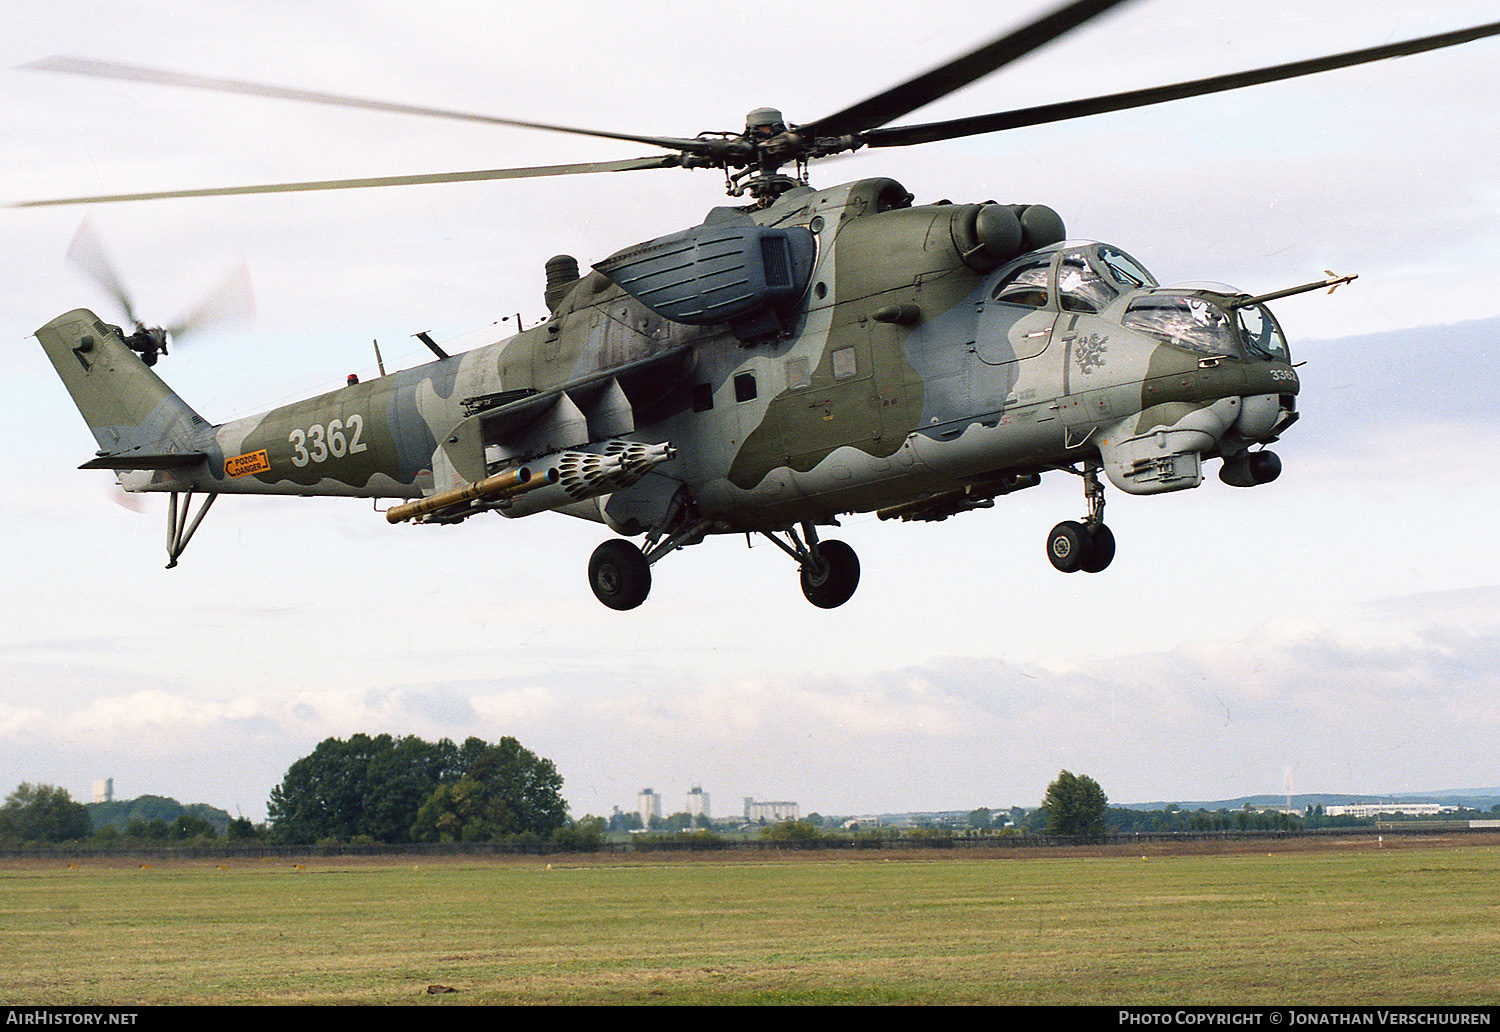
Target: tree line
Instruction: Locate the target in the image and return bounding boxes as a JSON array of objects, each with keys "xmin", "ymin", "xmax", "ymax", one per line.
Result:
[
  {"xmin": 6, "ymin": 757, "xmax": 1491, "ymax": 850},
  {"xmin": 0, "ymin": 732, "xmax": 583, "ymax": 848}
]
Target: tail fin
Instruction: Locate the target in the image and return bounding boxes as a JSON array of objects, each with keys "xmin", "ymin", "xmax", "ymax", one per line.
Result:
[{"xmin": 35, "ymin": 309, "xmax": 211, "ymax": 469}]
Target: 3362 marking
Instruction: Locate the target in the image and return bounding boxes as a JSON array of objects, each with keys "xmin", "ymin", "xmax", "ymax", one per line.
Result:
[{"xmin": 288, "ymin": 415, "xmax": 367, "ymax": 467}]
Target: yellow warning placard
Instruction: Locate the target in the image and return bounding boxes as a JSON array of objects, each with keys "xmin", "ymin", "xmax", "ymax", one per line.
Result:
[{"xmin": 225, "ymin": 449, "xmax": 270, "ymax": 478}]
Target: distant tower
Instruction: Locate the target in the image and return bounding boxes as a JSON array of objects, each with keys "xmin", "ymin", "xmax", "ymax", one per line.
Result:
[
  {"xmin": 91, "ymin": 778, "xmax": 113, "ymax": 804},
  {"xmin": 687, "ymin": 786, "xmax": 711, "ymax": 825},
  {"xmin": 638, "ymin": 788, "xmax": 662, "ymax": 828}
]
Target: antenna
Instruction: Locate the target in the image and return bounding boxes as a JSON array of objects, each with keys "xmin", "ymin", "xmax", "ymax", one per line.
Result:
[{"xmin": 414, "ymin": 330, "xmax": 449, "ymax": 360}]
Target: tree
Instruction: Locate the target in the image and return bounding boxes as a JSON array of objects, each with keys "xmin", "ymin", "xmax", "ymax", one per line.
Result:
[
  {"xmin": 1040, "ymin": 770, "xmax": 1108, "ymax": 836},
  {"xmin": 89, "ymin": 795, "xmax": 233, "ymax": 836},
  {"xmin": 410, "ymin": 778, "xmax": 492, "ymax": 842},
  {"xmin": 608, "ymin": 810, "xmax": 643, "ymax": 833},
  {"xmin": 761, "ymin": 820, "xmax": 823, "ymax": 844},
  {"xmin": 409, "ymin": 737, "xmax": 568, "ymax": 842},
  {"xmin": 169, "ymin": 814, "xmax": 218, "ymax": 840},
  {"xmin": 268, "ymin": 733, "xmax": 460, "ymax": 843},
  {"xmin": 226, "ymin": 817, "xmax": 260, "ymax": 841},
  {"xmin": 268, "ymin": 733, "xmax": 568, "ymax": 844},
  {"xmin": 0, "ymin": 783, "xmax": 92, "ymax": 843}
]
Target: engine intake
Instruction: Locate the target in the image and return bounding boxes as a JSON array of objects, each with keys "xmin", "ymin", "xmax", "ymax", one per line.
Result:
[{"xmin": 953, "ymin": 202, "xmax": 1066, "ymax": 271}]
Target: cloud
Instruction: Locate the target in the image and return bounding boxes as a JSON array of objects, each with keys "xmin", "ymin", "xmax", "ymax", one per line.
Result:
[{"xmin": 4, "ymin": 586, "xmax": 1497, "ymax": 819}]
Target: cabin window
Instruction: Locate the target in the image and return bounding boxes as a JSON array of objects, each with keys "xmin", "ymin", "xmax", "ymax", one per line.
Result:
[
  {"xmin": 1236, "ymin": 303, "xmax": 1290, "ymax": 362},
  {"xmin": 734, "ymin": 372, "xmax": 758, "ymax": 402},
  {"xmin": 785, "ymin": 357, "xmax": 811, "ymax": 390},
  {"xmin": 692, "ymin": 383, "xmax": 714, "ymax": 412},
  {"xmin": 1123, "ymin": 294, "xmax": 1239, "ymax": 357},
  {"xmin": 831, "ymin": 347, "xmax": 858, "ymax": 380},
  {"xmin": 1096, "ymin": 246, "xmax": 1156, "ymax": 289}
]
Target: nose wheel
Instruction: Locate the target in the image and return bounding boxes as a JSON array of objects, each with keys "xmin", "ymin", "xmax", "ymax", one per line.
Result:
[
  {"xmin": 1046, "ymin": 461, "xmax": 1114, "ymax": 574},
  {"xmin": 1047, "ymin": 519, "xmax": 1114, "ymax": 573}
]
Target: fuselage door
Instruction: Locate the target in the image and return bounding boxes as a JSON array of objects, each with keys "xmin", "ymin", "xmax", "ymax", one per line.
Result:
[
  {"xmin": 974, "ymin": 302, "xmax": 1056, "ymax": 366},
  {"xmin": 973, "ymin": 253, "xmax": 1056, "ymax": 366}
]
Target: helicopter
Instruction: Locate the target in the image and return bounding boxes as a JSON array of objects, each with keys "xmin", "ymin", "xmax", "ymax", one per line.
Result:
[{"xmin": 22, "ymin": 0, "xmax": 1500, "ymax": 610}]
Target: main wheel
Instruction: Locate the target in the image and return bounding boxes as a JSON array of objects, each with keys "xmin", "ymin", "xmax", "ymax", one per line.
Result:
[
  {"xmin": 1047, "ymin": 521, "xmax": 1091, "ymax": 573},
  {"xmin": 588, "ymin": 539, "xmax": 651, "ymax": 610},
  {"xmin": 800, "ymin": 539, "xmax": 860, "ymax": 609},
  {"xmin": 1080, "ymin": 523, "xmax": 1115, "ymax": 574}
]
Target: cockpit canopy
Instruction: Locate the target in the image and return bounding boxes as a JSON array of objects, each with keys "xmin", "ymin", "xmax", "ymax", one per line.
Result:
[
  {"xmin": 989, "ymin": 242, "xmax": 1158, "ymax": 314},
  {"xmin": 1122, "ymin": 293, "xmax": 1290, "ymax": 362},
  {"xmin": 988, "ymin": 242, "xmax": 1290, "ymax": 362}
]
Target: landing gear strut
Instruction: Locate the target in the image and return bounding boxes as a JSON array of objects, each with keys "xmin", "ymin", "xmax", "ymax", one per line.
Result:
[
  {"xmin": 1047, "ymin": 461, "xmax": 1114, "ymax": 574},
  {"xmin": 587, "ymin": 489, "xmax": 713, "ymax": 610},
  {"xmin": 761, "ymin": 521, "xmax": 860, "ymax": 609}
]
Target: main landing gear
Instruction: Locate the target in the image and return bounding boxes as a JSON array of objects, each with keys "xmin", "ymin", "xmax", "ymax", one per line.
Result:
[
  {"xmin": 1047, "ymin": 461, "xmax": 1114, "ymax": 575},
  {"xmin": 755, "ymin": 521, "xmax": 860, "ymax": 608},
  {"xmin": 585, "ymin": 519, "xmax": 861, "ymax": 611},
  {"xmin": 588, "ymin": 538, "xmax": 653, "ymax": 611}
]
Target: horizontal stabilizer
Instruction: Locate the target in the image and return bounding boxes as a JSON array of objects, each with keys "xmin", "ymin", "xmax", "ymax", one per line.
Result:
[{"xmin": 80, "ymin": 451, "xmax": 206, "ymax": 470}]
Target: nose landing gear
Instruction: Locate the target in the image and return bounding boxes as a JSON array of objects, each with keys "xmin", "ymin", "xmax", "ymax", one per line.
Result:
[{"xmin": 1047, "ymin": 461, "xmax": 1114, "ymax": 574}]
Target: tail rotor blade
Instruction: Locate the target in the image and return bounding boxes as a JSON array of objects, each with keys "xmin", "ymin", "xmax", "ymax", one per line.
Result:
[
  {"xmin": 167, "ymin": 260, "xmax": 255, "ymax": 340},
  {"xmin": 66, "ymin": 218, "xmax": 138, "ymax": 325}
]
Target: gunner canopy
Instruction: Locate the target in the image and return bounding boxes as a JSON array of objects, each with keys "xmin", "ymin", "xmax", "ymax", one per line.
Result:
[{"xmin": 1122, "ymin": 292, "xmax": 1289, "ymax": 361}]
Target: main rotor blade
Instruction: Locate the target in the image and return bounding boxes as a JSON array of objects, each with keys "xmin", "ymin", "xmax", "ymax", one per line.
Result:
[
  {"xmin": 10, "ymin": 155, "xmax": 681, "ymax": 208},
  {"xmin": 860, "ymin": 19, "xmax": 1500, "ymax": 148},
  {"xmin": 21, "ymin": 56, "xmax": 718, "ymax": 157},
  {"xmin": 797, "ymin": 0, "xmax": 1135, "ymax": 139}
]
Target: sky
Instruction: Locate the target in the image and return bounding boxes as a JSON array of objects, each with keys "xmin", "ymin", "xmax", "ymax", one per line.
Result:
[{"xmin": 2, "ymin": 0, "xmax": 1498, "ymax": 824}]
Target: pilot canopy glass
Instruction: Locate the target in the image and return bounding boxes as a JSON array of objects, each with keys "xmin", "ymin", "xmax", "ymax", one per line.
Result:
[
  {"xmin": 1057, "ymin": 245, "xmax": 1157, "ymax": 313},
  {"xmin": 989, "ymin": 243, "xmax": 1158, "ymax": 313}
]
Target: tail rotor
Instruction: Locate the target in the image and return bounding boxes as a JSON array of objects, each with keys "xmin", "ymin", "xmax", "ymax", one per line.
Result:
[{"xmin": 66, "ymin": 218, "xmax": 254, "ymax": 365}]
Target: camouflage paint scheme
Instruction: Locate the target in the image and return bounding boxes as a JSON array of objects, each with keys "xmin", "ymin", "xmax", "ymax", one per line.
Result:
[{"xmin": 36, "ymin": 175, "xmax": 1299, "ymax": 601}]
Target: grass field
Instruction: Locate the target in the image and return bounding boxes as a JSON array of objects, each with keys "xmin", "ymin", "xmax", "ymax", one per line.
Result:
[{"xmin": 4, "ymin": 836, "xmax": 1499, "ymax": 1006}]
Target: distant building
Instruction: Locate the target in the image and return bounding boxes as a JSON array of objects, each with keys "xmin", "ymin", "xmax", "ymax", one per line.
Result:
[
  {"xmin": 91, "ymin": 778, "xmax": 113, "ymax": 804},
  {"xmin": 638, "ymin": 788, "xmax": 662, "ymax": 828},
  {"xmin": 687, "ymin": 787, "xmax": 710, "ymax": 821},
  {"xmin": 744, "ymin": 797, "xmax": 799, "ymax": 823},
  {"xmin": 1323, "ymin": 803, "xmax": 1455, "ymax": 818}
]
